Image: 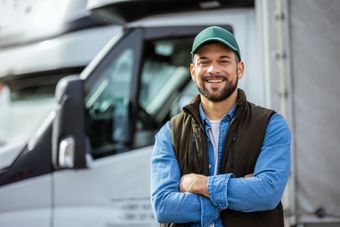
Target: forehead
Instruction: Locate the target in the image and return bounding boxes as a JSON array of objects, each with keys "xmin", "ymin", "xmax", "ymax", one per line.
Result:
[{"xmin": 195, "ymin": 42, "xmax": 235, "ymax": 57}]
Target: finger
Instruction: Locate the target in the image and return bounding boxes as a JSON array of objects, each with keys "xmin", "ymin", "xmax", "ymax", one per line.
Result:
[{"xmin": 244, "ymin": 173, "xmax": 253, "ymax": 178}]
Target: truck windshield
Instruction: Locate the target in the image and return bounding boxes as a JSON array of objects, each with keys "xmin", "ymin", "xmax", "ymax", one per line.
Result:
[{"xmin": 0, "ymin": 73, "xmax": 71, "ymax": 149}]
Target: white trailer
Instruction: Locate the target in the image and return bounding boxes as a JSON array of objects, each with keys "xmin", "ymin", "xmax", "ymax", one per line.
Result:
[{"xmin": 257, "ymin": 0, "xmax": 340, "ymax": 226}]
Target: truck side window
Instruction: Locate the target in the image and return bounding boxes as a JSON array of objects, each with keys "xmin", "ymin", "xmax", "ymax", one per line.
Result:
[
  {"xmin": 85, "ymin": 49, "xmax": 133, "ymax": 158},
  {"xmin": 138, "ymin": 38, "xmax": 192, "ymax": 125},
  {"xmin": 84, "ymin": 30, "xmax": 142, "ymax": 158}
]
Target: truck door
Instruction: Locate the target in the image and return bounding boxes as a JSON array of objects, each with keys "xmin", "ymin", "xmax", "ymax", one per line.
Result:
[{"xmin": 51, "ymin": 28, "xmax": 158, "ymax": 227}]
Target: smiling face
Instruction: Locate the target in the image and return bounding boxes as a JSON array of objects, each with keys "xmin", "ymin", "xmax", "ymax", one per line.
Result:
[{"xmin": 190, "ymin": 42, "xmax": 244, "ymax": 102}]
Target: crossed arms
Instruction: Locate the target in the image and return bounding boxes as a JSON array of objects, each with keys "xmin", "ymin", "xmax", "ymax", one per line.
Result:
[{"xmin": 151, "ymin": 114, "xmax": 291, "ymax": 225}]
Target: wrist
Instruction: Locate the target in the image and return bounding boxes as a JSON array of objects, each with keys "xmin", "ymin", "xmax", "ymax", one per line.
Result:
[
  {"xmin": 194, "ymin": 175, "xmax": 209, "ymax": 197},
  {"xmin": 180, "ymin": 174, "xmax": 209, "ymax": 197}
]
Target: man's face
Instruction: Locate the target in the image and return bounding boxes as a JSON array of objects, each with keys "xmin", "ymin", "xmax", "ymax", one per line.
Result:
[{"xmin": 190, "ymin": 42, "xmax": 244, "ymax": 102}]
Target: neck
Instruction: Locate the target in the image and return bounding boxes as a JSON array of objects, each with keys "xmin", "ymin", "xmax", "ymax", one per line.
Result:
[{"xmin": 200, "ymin": 89, "xmax": 238, "ymax": 120}]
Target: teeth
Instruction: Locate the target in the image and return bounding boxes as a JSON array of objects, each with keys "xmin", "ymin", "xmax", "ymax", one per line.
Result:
[{"xmin": 207, "ymin": 80, "xmax": 223, "ymax": 83}]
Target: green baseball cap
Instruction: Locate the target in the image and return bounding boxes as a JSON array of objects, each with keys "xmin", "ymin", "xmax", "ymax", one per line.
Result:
[{"xmin": 191, "ymin": 26, "xmax": 241, "ymax": 60}]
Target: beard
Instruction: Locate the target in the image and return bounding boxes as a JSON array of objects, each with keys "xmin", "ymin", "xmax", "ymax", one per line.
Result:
[{"xmin": 195, "ymin": 73, "xmax": 238, "ymax": 102}]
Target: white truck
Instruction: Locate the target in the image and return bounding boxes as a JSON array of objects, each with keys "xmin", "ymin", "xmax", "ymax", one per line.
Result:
[{"xmin": 0, "ymin": 0, "xmax": 339, "ymax": 226}]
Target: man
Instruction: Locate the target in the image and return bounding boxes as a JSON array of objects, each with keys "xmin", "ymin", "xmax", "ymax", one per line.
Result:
[{"xmin": 151, "ymin": 26, "xmax": 291, "ymax": 227}]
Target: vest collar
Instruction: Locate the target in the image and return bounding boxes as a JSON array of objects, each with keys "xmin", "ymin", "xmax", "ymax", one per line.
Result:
[
  {"xmin": 234, "ymin": 88, "xmax": 248, "ymax": 120},
  {"xmin": 183, "ymin": 95, "xmax": 202, "ymax": 127}
]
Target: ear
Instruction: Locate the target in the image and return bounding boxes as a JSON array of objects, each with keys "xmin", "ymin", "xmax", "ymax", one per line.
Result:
[
  {"xmin": 190, "ymin": 63, "xmax": 196, "ymax": 81},
  {"xmin": 237, "ymin": 61, "xmax": 245, "ymax": 79}
]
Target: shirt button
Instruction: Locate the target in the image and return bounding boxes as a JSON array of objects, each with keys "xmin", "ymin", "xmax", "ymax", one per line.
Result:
[{"xmin": 209, "ymin": 164, "xmax": 211, "ymax": 168}]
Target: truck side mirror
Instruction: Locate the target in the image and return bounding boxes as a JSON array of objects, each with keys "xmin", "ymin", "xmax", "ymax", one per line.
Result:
[{"xmin": 52, "ymin": 75, "xmax": 86, "ymax": 169}]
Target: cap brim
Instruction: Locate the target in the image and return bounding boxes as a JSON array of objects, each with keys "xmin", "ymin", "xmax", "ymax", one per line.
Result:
[{"xmin": 191, "ymin": 37, "xmax": 238, "ymax": 55}]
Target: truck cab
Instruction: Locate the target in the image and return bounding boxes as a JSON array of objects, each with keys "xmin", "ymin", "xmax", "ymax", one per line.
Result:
[{"xmin": 0, "ymin": 0, "xmax": 262, "ymax": 226}]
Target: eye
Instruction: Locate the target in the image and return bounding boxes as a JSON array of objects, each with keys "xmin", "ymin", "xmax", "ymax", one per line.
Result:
[
  {"xmin": 220, "ymin": 59, "xmax": 231, "ymax": 64},
  {"xmin": 198, "ymin": 60, "xmax": 209, "ymax": 66}
]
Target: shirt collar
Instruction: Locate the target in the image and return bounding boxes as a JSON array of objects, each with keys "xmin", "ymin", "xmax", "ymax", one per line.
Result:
[{"xmin": 199, "ymin": 102, "xmax": 237, "ymax": 126}]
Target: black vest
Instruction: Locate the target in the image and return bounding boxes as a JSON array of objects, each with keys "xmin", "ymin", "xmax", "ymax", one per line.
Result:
[{"xmin": 163, "ymin": 89, "xmax": 283, "ymax": 227}]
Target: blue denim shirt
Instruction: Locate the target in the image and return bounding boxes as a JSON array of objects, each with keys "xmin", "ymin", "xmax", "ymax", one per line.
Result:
[{"xmin": 151, "ymin": 104, "xmax": 291, "ymax": 227}]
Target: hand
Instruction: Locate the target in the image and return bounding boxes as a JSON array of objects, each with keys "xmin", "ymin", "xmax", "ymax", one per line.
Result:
[
  {"xmin": 179, "ymin": 173, "xmax": 209, "ymax": 197},
  {"xmin": 244, "ymin": 173, "xmax": 253, "ymax": 178}
]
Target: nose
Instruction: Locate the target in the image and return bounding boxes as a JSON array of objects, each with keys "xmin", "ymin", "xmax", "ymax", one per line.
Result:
[{"xmin": 207, "ymin": 62, "xmax": 221, "ymax": 74}]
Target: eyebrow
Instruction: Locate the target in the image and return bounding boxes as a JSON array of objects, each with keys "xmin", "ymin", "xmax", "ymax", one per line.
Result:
[
  {"xmin": 197, "ymin": 56, "xmax": 209, "ymax": 60},
  {"xmin": 220, "ymin": 55, "xmax": 232, "ymax": 59}
]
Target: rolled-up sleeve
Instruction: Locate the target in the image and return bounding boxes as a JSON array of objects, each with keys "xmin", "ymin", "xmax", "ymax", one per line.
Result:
[{"xmin": 207, "ymin": 173, "xmax": 233, "ymax": 209}]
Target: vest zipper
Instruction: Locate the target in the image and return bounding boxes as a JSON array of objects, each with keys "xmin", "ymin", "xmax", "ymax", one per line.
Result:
[
  {"xmin": 222, "ymin": 117, "xmax": 237, "ymax": 173},
  {"xmin": 229, "ymin": 134, "xmax": 237, "ymax": 171},
  {"xmin": 191, "ymin": 135, "xmax": 195, "ymax": 170}
]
